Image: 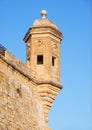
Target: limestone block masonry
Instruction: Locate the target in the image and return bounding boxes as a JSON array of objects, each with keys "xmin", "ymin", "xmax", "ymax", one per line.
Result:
[{"xmin": 0, "ymin": 10, "xmax": 63, "ymax": 130}]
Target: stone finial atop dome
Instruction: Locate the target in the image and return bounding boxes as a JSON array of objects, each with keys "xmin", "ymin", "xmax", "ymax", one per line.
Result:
[
  {"xmin": 41, "ymin": 10, "xmax": 47, "ymax": 19},
  {"xmin": 32, "ymin": 10, "xmax": 58, "ymax": 30}
]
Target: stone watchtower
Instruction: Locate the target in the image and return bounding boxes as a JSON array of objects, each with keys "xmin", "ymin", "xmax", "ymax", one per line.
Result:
[{"xmin": 24, "ymin": 10, "xmax": 63, "ymax": 123}]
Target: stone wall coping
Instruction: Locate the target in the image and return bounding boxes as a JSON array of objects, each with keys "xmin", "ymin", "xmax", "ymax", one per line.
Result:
[{"xmin": 0, "ymin": 50, "xmax": 37, "ymax": 83}]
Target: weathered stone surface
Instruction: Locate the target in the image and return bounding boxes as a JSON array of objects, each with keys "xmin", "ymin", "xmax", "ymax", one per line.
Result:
[
  {"xmin": 0, "ymin": 54, "xmax": 46, "ymax": 130},
  {"xmin": 24, "ymin": 10, "xmax": 63, "ymax": 123},
  {"xmin": 0, "ymin": 10, "xmax": 63, "ymax": 130}
]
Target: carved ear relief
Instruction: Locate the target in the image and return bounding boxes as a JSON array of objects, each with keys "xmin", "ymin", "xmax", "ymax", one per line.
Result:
[{"xmin": 52, "ymin": 43, "xmax": 58, "ymax": 49}]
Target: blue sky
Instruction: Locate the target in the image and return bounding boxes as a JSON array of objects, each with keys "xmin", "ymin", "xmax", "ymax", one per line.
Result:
[{"xmin": 0, "ymin": 0, "xmax": 91, "ymax": 130}]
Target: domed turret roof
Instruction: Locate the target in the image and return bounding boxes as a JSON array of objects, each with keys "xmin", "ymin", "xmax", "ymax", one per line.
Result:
[{"xmin": 32, "ymin": 10, "xmax": 58, "ymax": 30}]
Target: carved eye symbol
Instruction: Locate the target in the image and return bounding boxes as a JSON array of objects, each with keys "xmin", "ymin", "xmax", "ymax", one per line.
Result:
[{"xmin": 38, "ymin": 40, "xmax": 43, "ymax": 46}]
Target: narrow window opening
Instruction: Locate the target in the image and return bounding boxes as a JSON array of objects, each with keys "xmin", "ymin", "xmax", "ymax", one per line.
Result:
[
  {"xmin": 27, "ymin": 57, "xmax": 30, "ymax": 67},
  {"xmin": 37, "ymin": 55, "xmax": 43, "ymax": 64},
  {"xmin": 52, "ymin": 56, "xmax": 56, "ymax": 66}
]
